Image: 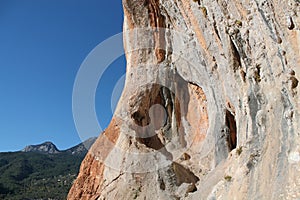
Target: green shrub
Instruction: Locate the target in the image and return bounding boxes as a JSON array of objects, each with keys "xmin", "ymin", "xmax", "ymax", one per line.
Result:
[
  {"xmin": 236, "ymin": 146, "xmax": 243, "ymax": 156},
  {"xmin": 235, "ymin": 20, "xmax": 242, "ymax": 27},
  {"xmin": 224, "ymin": 175, "xmax": 232, "ymax": 182}
]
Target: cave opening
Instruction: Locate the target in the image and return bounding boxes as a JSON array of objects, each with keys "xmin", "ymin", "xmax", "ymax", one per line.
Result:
[{"xmin": 225, "ymin": 110, "xmax": 237, "ymax": 151}]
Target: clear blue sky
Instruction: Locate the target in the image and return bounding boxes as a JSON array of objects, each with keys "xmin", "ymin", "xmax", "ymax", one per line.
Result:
[{"xmin": 0, "ymin": 0, "xmax": 126, "ymax": 152}]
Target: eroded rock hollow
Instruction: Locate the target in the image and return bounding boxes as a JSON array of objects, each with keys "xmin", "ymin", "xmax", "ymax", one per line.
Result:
[{"xmin": 68, "ymin": 0, "xmax": 300, "ymax": 199}]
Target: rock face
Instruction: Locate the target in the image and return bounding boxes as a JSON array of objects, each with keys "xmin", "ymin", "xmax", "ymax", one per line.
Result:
[{"xmin": 68, "ymin": 0, "xmax": 300, "ymax": 199}]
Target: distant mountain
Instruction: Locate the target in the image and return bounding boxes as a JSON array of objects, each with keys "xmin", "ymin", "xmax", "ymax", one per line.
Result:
[
  {"xmin": 21, "ymin": 137, "xmax": 97, "ymax": 156},
  {"xmin": 22, "ymin": 141, "xmax": 60, "ymax": 154},
  {"xmin": 64, "ymin": 137, "xmax": 97, "ymax": 156},
  {"xmin": 0, "ymin": 137, "xmax": 96, "ymax": 200},
  {"xmin": 21, "ymin": 137, "xmax": 97, "ymax": 155}
]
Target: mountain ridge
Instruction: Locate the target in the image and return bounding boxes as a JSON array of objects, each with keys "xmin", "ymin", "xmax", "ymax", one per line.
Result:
[
  {"xmin": 22, "ymin": 141, "xmax": 60, "ymax": 154},
  {"xmin": 0, "ymin": 137, "xmax": 97, "ymax": 200},
  {"xmin": 21, "ymin": 137, "xmax": 97, "ymax": 155}
]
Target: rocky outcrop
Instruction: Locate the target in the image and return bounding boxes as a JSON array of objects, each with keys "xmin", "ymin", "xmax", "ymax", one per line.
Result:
[
  {"xmin": 22, "ymin": 142, "xmax": 60, "ymax": 154},
  {"xmin": 68, "ymin": 0, "xmax": 300, "ymax": 199}
]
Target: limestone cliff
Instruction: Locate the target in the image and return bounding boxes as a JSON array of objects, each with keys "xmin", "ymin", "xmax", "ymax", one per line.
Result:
[{"xmin": 68, "ymin": 0, "xmax": 300, "ymax": 199}]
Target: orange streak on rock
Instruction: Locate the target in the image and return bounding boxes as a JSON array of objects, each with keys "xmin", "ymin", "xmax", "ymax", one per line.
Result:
[
  {"xmin": 180, "ymin": 0, "xmax": 210, "ymax": 58},
  {"xmin": 232, "ymin": 0, "xmax": 248, "ymax": 20},
  {"xmin": 187, "ymin": 83, "xmax": 208, "ymax": 143},
  {"xmin": 67, "ymin": 118, "xmax": 120, "ymax": 200}
]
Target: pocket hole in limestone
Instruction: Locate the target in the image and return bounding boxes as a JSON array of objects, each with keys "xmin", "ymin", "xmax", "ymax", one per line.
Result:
[{"xmin": 225, "ymin": 110, "xmax": 237, "ymax": 151}]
